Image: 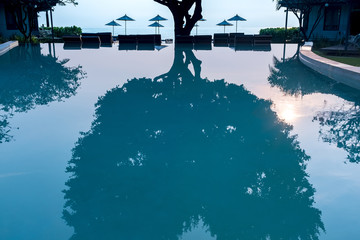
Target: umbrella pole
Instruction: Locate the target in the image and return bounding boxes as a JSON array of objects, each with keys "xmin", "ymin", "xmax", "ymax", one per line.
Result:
[
  {"xmin": 112, "ymin": 26, "xmax": 114, "ymax": 36},
  {"xmin": 224, "ymin": 26, "xmax": 225, "ymax": 33},
  {"xmin": 236, "ymin": 21, "xmax": 238, "ymax": 33},
  {"xmin": 125, "ymin": 21, "xmax": 127, "ymax": 35}
]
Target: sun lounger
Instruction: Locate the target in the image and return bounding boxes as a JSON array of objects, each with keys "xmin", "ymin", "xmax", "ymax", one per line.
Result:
[
  {"xmin": 97, "ymin": 32, "xmax": 113, "ymax": 43},
  {"xmin": 348, "ymin": 34, "xmax": 360, "ymax": 49},
  {"xmin": 118, "ymin": 43, "xmax": 137, "ymax": 51},
  {"xmin": 81, "ymin": 35, "xmax": 101, "ymax": 49},
  {"xmin": 229, "ymin": 33, "xmax": 244, "ymax": 46},
  {"xmin": 81, "ymin": 35, "xmax": 101, "ymax": 43},
  {"xmin": 137, "ymin": 35, "xmax": 157, "ymax": 44},
  {"xmin": 213, "ymin": 33, "xmax": 229, "ymax": 47},
  {"xmin": 194, "ymin": 35, "xmax": 212, "ymax": 44},
  {"xmin": 81, "ymin": 33, "xmax": 98, "ymax": 37},
  {"xmin": 231, "ymin": 45, "xmax": 253, "ymax": 51},
  {"xmin": 118, "ymin": 35, "xmax": 137, "ymax": 44},
  {"xmin": 253, "ymin": 35, "xmax": 272, "ymax": 45},
  {"xmin": 234, "ymin": 34, "xmax": 254, "ymax": 45},
  {"xmin": 100, "ymin": 43, "xmax": 112, "ymax": 48},
  {"xmin": 194, "ymin": 42, "xmax": 212, "ymax": 50},
  {"xmin": 253, "ymin": 44, "xmax": 271, "ymax": 51},
  {"xmin": 229, "ymin": 33, "xmax": 244, "ymax": 42},
  {"xmin": 63, "ymin": 42, "xmax": 82, "ymax": 50},
  {"xmin": 63, "ymin": 35, "xmax": 82, "ymax": 43},
  {"xmin": 137, "ymin": 43, "xmax": 155, "ymax": 51},
  {"xmin": 154, "ymin": 34, "xmax": 162, "ymax": 45},
  {"xmin": 82, "ymin": 43, "xmax": 100, "ymax": 49},
  {"xmin": 175, "ymin": 44, "xmax": 194, "ymax": 50},
  {"xmin": 175, "ymin": 35, "xmax": 194, "ymax": 44}
]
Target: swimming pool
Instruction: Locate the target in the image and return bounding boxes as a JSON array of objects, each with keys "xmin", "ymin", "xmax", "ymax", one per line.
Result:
[{"xmin": 0, "ymin": 43, "xmax": 359, "ymax": 239}]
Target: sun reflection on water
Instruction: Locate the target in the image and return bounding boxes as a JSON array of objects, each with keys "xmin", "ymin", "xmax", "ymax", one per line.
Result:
[{"xmin": 273, "ymin": 103, "xmax": 299, "ymax": 123}]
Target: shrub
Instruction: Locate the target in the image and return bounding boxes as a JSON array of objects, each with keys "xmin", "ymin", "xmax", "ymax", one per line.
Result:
[
  {"xmin": 42, "ymin": 26, "xmax": 82, "ymax": 37},
  {"xmin": 11, "ymin": 35, "xmax": 39, "ymax": 44},
  {"xmin": 312, "ymin": 38, "xmax": 339, "ymax": 50},
  {"xmin": 0, "ymin": 35, "xmax": 6, "ymax": 44},
  {"xmin": 259, "ymin": 27, "xmax": 301, "ymax": 43}
]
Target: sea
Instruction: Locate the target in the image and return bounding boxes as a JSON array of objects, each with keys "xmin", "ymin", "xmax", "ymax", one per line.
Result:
[{"xmin": 82, "ymin": 26, "xmax": 262, "ymax": 39}]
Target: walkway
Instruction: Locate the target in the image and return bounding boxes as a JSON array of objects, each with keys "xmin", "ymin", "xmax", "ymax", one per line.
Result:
[{"xmin": 299, "ymin": 45, "xmax": 360, "ymax": 90}]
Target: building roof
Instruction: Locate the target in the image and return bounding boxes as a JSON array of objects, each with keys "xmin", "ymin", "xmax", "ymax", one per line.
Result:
[
  {"xmin": 0, "ymin": 0, "xmax": 61, "ymax": 12},
  {"xmin": 277, "ymin": 0, "xmax": 351, "ymax": 10}
]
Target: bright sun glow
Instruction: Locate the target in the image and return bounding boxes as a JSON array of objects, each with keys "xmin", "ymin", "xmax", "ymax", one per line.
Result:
[{"xmin": 277, "ymin": 104, "xmax": 299, "ymax": 123}]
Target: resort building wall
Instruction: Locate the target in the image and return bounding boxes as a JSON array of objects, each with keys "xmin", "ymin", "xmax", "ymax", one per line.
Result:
[
  {"xmin": 306, "ymin": 3, "xmax": 360, "ymax": 41},
  {"xmin": 0, "ymin": 3, "xmax": 32, "ymax": 39}
]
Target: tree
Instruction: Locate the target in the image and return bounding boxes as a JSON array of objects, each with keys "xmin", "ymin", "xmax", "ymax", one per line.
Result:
[
  {"xmin": 63, "ymin": 47, "xmax": 324, "ymax": 240},
  {"xmin": 268, "ymin": 54, "xmax": 337, "ymax": 97},
  {"xmin": 0, "ymin": 0, "xmax": 77, "ymax": 42},
  {"xmin": 0, "ymin": 44, "xmax": 84, "ymax": 143},
  {"xmin": 154, "ymin": 0, "xmax": 203, "ymax": 36},
  {"xmin": 313, "ymin": 103, "xmax": 360, "ymax": 163},
  {"xmin": 268, "ymin": 53, "xmax": 360, "ymax": 163},
  {"xmin": 0, "ymin": 115, "xmax": 11, "ymax": 144}
]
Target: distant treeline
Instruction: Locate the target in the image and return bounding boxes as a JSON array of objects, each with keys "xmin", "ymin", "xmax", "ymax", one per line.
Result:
[
  {"xmin": 42, "ymin": 26, "xmax": 82, "ymax": 38},
  {"xmin": 259, "ymin": 27, "xmax": 301, "ymax": 43}
]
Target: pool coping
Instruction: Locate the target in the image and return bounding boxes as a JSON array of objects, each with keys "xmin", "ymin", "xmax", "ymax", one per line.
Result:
[
  {"xmin": 299, "ymin": 43, "xmax": 360, "ymax": 90},
  {"xmin": 0, "ymin": 41, "xmax": 19, "ymax": 56}
]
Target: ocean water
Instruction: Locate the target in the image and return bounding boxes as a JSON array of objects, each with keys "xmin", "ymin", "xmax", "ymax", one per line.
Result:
[
  {"xmin": 82, "ymin": 26, "xmax": 261, "ymax": 39},
  {"xmin": 0, "ymin": 43, "xmax": 360, "ymax": 239}
]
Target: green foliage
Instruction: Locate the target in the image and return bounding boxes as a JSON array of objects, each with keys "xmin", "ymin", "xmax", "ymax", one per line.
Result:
[
  {"xmin": 259, "ymin": 27, "xmax": 301, "ymax": 43},
  {"xmin": 312, "ymin": 38, "xmax": 339, "ymax": 50},
  {"xmin": 0, "ymin": 34, "xmax": 6, "ymax": 44},
  {"xmin": 313, "ymin": 50, "xmax": 360, "ymax": 67},
  {"xmin": 42, "ymin": 26, "xmax": 82, "ymax": 37},
  {"xmin": 8, "ymin": 34, "xmax": 39, "ymax": 43}
]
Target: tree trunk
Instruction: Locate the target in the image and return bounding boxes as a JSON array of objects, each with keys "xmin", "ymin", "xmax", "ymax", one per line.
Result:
[
  {"xmin": 9, "ymin": 5, "xmax": 32, "ymax": 42},
  {"xmin": 154, "ymin": 0, "xmax": 203, "ymax": 36}
]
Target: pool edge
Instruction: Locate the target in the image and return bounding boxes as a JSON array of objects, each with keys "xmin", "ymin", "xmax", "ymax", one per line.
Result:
[
  {"xmin": 0, "ymin": 41, "xmax": 19, "ymax": 56},
  {"xmin": 299, "ymin": 44, "xmax": 360, "ymax": 90}
]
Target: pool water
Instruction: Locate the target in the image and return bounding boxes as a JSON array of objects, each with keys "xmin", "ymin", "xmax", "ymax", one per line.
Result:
[{"xmin": 0, "ymin": 43, "xmax": 359, "ymax": 240}]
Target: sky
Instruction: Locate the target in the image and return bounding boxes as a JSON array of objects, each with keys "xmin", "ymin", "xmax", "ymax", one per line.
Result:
[{"xmin": 38, "ymin": 0, "xmax": 299, "ymax": 35}]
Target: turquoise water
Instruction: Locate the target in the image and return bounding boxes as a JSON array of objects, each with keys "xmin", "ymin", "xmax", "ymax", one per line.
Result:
[{"xmin": 0, "ymin": 43, "xmax": 360, "ymax": 239}]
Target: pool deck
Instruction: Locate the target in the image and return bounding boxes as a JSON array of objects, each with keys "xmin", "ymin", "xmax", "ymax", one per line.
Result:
[
  {"xmin": 0, "ymin": 41, "xmax": 19, "ymax": 56},
  {"xmin": 299, "ymin": 44, "xmax": 360, "ymax": 90}
]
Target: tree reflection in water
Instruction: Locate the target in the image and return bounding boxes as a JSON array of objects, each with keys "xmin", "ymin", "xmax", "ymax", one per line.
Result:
[
  {"xmin": 268, "ymin": 55, "xmax": 336, "ymax": 97},
  {"xmin": 0, "ymin": 115, "xmax": 10, "ymax": 143},
  {"xmin": 314, "ymin": 104, "xmax": 360, "ymax": 163},
  {"xmin": 268, "ymin": 54, "xmax": 360, "ymax": 163},
  {"xmin": 0, "ymin": 44, "xmax": 85, "ymax": 143},
  {"xmin": 64, "ymin": 46, "xmax": 324, "ymax": 240}
]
